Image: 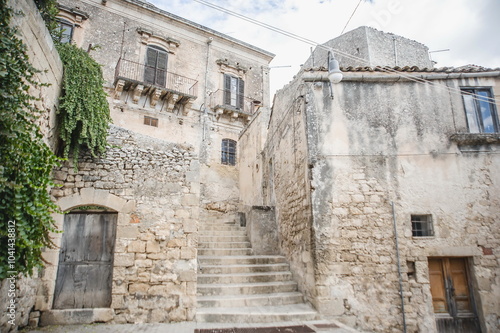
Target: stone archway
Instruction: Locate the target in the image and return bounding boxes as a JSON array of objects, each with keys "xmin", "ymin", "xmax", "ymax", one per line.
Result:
[{"xmin": 38, "ymin": 189, "xmax": 135, "ymax": 325}]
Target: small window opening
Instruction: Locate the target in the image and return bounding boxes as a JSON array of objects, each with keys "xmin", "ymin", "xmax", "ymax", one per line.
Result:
[
  {"xmin": 144, "ymin": 116, "xmax": 158, "ymax": 127},
  {"xmin": 411, "ymin": 214, "xmax": 434, "ymax": 237},
  {"xmin": 221, "ymin": 139, "xmax": 236, "ymax": 166}
]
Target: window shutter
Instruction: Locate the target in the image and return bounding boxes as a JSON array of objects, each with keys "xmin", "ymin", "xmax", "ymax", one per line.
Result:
[
  {"xmin": 224, "ymin": 74, "xmax": 231, "ymax": 105},
  {"xmin": 156, "ymin": 51, "xmax": 168, "ymax": 87},
  {"xmin": 237, "ymin": 78, "xmax": 245, "ymax": 110},
  {"xmin": 144, "ymin": 48, "xmax": 157, "ymax": 84}
]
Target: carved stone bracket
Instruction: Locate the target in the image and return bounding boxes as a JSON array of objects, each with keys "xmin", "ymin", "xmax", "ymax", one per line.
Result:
[
  {"xmin": 132, "ymin": 85, "xmax": 144, "ymax": 103},
  {"xmin": 114, "ymin": 80, "xmax": 125, "ymax": 100},
  {"xmin": 150, "ymin": 88, "xmax": 162, "ymax": 107},
  {"xmin": 166, "ymin": 93, "xmax": 179, "ymax": 112}
]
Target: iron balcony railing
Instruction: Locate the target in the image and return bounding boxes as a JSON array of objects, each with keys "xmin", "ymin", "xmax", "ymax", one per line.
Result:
[
  {"xmin": 114, "ymin": 58, "xmax": 198, "ymax": 98},
  {"xmin": 209, "ymin": 89, "xmax": 261, "ymax": 116}
]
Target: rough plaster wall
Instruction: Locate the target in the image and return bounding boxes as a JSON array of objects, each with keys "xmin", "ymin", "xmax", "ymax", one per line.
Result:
[
  {"xmin": 261, "ymin": 79, "xmax": 316, "ymax": 303},
  {"xmin": 303, "ymin": 26, "xmax": 432, "ymax": 70},
  {"xmin": 41, "ymin": 126, "xmax": 200, "ymax": 323},
  {"xmin": 304, "ymin": 76, "xmax": 500, "ymax": 332}
]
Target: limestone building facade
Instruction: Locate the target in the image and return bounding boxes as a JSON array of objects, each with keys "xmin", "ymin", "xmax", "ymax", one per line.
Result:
[
  {"xmin": 27, "ymin": 0, "xmax": 276, "ymax": 327},
  {"xmin": 241, "ymin": 27, "xmax": 500, "ymax": 332}
]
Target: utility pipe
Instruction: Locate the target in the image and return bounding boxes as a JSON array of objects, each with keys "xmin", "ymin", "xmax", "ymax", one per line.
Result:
[{"xmin": 392, "ymin": 201, "xmax": 407, "ymax": 333}]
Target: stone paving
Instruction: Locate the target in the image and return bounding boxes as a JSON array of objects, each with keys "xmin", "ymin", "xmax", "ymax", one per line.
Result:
[{"xmin": 21, "ymin": 320, "xmax": 360, "ymax": 333}]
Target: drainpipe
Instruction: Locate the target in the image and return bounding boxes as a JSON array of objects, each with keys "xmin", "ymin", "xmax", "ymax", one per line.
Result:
[
  {"xmin": 202, "ymin": 37, "xmax": 212, "ymax": 142},
  {"xmin": 393, "ymin": 37, "xmax": 398, "ymax": 67},
  {"xmin": 392, "ymin": 201, "xmax": 407, "ymax": 333}
]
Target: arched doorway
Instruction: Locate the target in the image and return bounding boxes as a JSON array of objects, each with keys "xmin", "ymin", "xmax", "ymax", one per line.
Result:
[{"xmin": 53, "ymin": 206, "xmax": 117, "ymax": 309}]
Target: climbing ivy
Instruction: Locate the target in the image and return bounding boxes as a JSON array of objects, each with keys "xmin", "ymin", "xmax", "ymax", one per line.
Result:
[
  {"xmin": 0, "ymin": 0, "xmax": 60, "ymax": 279},
  {"xmin": 34, "ymin": 0, "xmax": 59, "ymax": 39},
  {"xmin": 56, "ymin": 42, "xmax": 111, "ymax": 165}
]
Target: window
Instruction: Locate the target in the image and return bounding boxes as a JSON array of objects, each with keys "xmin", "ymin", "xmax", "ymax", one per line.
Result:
[
  {"xmin": 461, "ymin": 88, "xmax": 499, "ymax": 133},
  {"xmin": 57, "ymin": 19, "xmax": 74, "ymax": 44},
  {"xmin": 223, "ymin": 74, "xmax": 244, "ymax": 110},
  {"xmin": 221, "ymin": 139, "xmax": 236, "ymax": 166},
  {"xmin": 144, "ymin": 116, "xmax": 158, "ymax": 127},
  {"xmin": 144, "ymin": 45, "xmax": 168, "ymax": 87},
  {"xmin": 411, "ymin": 214, "xmax": 434, "ymax": 237}
]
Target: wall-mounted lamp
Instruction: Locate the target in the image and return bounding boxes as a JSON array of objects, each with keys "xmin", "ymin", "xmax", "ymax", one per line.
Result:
[
  {"xmin": 328, "ymin": 51, "xmax": 343, "ymax": 84},
  {"xmin": 327, "ymin": 51, "xmax": 342, "ymax": 99}
]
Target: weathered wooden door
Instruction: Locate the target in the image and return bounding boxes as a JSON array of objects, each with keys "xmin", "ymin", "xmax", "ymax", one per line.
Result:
[
  {"xmin": 53, "ymin": 212, "xmax": 117, "ymax": 309},
  {"xmin": 429, "ymin": 257, "xmax": 481, "ymax": 333}
]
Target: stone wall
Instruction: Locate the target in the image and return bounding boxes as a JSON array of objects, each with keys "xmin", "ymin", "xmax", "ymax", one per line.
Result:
[
  {"xmin": 263, "ymin": 67, "xmax": 500, "ymax": 333},
  {"xmin": 303, "ymin": 26, "xmax": 433, "ymax": 69},
  {"xmin": 9, "ymin": 0, "xmax": 63, "ymax": 150},
  {"xmin": 38, "ymin": 125, "xmax": 200, "ymax": 324},
  {"xmin": 1, "ymin": 0, "xmax": 63, "ymax": 331},
  {"xmin": 258, "ymin": 78, "xmax": 317, "ymax": 304},
  {"xmin": 303, "ymin": 73, "xmax": 499, "ymax": 332}
]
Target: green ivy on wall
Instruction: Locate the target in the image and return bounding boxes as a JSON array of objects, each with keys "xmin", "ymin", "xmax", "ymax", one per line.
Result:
[
  {"xmin": 56, "ymin": 42, "xmax": 111, "ymax": 165},
  {"xmin": 0, "ymin": 0, "xmax": 60, "ymax": 279}
]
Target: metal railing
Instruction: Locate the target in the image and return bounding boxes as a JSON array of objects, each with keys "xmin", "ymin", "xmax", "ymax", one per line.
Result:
[
  {"xmin": 209, "ymin": 89, "xmax": 260, "ymax": 116},
  {"xmin": 115, "ymin": 58, "xmax": 198, "ymax": 97}
]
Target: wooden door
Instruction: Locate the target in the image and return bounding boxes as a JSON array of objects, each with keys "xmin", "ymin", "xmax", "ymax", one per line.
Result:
[
  {"xmin": 53, "ymin": 212, "xmax": 117, "ymax": 309},
  {"xmin": 428, "ymin": 258, "xmax": 481, "ymax": 333}
]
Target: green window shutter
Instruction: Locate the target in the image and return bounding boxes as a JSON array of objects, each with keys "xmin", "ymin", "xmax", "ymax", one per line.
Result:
[{"xmin": 237, "ymin": 78, "xmax": 245, "ymax": 110}]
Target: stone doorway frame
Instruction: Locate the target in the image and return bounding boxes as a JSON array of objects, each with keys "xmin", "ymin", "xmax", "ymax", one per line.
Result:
[{"xmin": 37, "ymin": 188, "xmax": 135, "ymax": 325}]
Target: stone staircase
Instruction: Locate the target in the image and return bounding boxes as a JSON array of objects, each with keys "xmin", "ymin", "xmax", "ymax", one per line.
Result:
[{"xmin": 196, "ymin": 217, "xmax": 318, "ymax": 323}]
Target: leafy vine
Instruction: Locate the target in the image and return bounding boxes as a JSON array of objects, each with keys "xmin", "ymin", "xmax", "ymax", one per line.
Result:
[
  {"xmin": 0, "ymin": 0, "xmax": 60, "ymax": 279},
  {"xmin": 56, "ymin": 42, "xmax": 111, "ymax": 165}
]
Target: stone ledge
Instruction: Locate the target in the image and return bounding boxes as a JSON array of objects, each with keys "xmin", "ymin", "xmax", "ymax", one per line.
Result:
[
  {"xmin": 450, "ymin": 133, "xmax": 500, "ymax": 145},
  {"xmin": 39, "ymin": 308, "xmax": 114, "ymax": 326}
]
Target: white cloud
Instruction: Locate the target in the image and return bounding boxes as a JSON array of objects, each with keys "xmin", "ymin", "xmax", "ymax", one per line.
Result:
[{"xmin": 150, "ymin": 0, "xmax": 499, "ymax": 95}]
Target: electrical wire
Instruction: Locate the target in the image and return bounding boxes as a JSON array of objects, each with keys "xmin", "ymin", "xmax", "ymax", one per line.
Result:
[
  {"xmin": 340, "ymin": 0, "xmax": 363, "ymax": 35},
  {"xmin": 191, "ymin": 0, "xmax": 499, "ymax": 104}
]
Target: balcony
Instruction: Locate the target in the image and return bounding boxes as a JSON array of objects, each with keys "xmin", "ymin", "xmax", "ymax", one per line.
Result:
[
  {"xmin": 209, "ymin": 89, "xmax": 261, "ymax": 122},
  {"xmin": 113, "ymin": 58, "xmax": 198, "ymax": 111}
]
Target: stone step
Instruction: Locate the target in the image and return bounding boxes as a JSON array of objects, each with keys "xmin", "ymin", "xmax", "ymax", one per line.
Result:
[
  {"xmin": 198, "ymin": 271, "xmax": 293, "ymax": 284},
  {"xmin": 200, "ymin": 263, "xmax": 290, "ymax": 274},
  {"xmin": 199, "ymin": 235, "xmax": 249, "ymax": 243},
  {"xmin": 198, "ymin": 230, "xmax": 248, "ymax": 237},
  {"xmin": 195, "ymin": 304, "xmax": 318, "ymax": 323},
  {"xmin": 197, "ymin": 281, "xmax": 298, "ymax": 296},
  {"xmin": 199, "ymin": 241, "xmax": 252, "ymax": 249},
  {"xmin": 198, "ymin": 248, "xmax": 253, "ymax": 256},
  {"xmin": 197, "ymin": 292, "xmax": 305, "ymax": 308},
  {"xmin": 199, "ymin": 224, "xmax": 244, "ymax": 231},
  {"xmin": 198, "ymin": 255, "xmax": 287, "ymax": 265}
]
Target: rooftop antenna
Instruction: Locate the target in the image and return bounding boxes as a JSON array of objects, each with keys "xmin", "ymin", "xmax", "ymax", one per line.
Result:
[{"xmin": 429, "ymin": 49, "xmax": 450, "ymax": 64}]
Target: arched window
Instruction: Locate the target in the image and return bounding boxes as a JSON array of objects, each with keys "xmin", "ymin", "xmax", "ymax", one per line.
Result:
[
  {"xmin": 221, "ymin": 139, "xmax": 236, "ymax": 166},
  {"xmin": 144, "ymin": 45, "xmax": 168, "ymax": 87}
]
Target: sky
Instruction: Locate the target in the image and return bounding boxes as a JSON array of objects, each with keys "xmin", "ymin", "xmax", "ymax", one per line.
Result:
[{"xmin": 148, "ymin": 0, "xmax": 500, "ymax": 95}]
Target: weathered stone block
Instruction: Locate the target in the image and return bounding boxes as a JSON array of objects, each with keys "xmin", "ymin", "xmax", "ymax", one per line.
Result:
[
  {"xmin": 180, "ymin": 247, "xmax": 196, "ymax": 259},
  {"xmin": 178, "ymin": 270, "xmax": 196, "ymax": 282},
  {"xmin": 128, "ymin": 240, "xmax": 146, "ymax": 253},
  {"xmin": 129, "ymin": 283, "xmax": 149, "ymax": 294},
  {"xmin": 114, "ymin": 253, "xmax": 135, "ymax": 267},
  {"xmin": 167, "ymin": 239, "xmax": 186, "ymax": 248},
  {"xmin": 183, "ymin": 219, "xmax": 197, "ymax": 233},
  {"xmin": 146, "ymin": 240, "xmax": 160, "ymax": 253}
]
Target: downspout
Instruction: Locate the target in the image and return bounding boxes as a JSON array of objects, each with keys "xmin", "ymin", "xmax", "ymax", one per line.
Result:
[
  {"xmin": 393, "ymin": 37, "xmax": 398, "ymax": 67},
  {"xmin": 202, "ymin": 37, "xmax": 212, "ymax": 142},
  {"xmin": 392, "ymin": 201, "xmax": 407, "ymax": 333}
]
